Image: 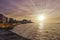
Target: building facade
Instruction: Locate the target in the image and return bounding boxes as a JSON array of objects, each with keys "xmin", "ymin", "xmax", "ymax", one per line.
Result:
[{"xmin": 0, "ymin": 14, "xmax": 8, "ymax": 23}]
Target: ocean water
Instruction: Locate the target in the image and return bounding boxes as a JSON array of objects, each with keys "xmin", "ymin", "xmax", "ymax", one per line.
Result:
[{"xmin": 11, "ymin": 23, "xmax": 60, "ymax": 40}]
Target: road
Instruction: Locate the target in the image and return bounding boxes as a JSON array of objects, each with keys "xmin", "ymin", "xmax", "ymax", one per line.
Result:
[{"xmin": 11, "ymin": 23, "xmax": 60, "ymax": 40}]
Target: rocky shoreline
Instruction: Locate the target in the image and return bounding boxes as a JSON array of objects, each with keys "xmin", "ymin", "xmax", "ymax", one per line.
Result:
[{"xmin": 0, "ymin": 29, "xmax": 31, "ymax": 40}]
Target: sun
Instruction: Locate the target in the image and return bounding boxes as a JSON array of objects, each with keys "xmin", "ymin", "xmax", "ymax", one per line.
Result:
[{"xmin": 38, "ymin": 15, "xmax": 45, "ymax": 21}]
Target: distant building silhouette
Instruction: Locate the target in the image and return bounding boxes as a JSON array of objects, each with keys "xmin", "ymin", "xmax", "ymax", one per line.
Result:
[
  {"xmin": 20, "ymin": 19, "xmax": 33, "ymax": 24},
  {"xmin": 0, "ymin": 14, "xmax": 8, "ymax": 23},
  {"xmin": 9, "ymin": 18, "xmax": 14, "ymax": 24},
  {"xmin": 0, "ymin": 14, "xmax": 17, "ymax": 29}
]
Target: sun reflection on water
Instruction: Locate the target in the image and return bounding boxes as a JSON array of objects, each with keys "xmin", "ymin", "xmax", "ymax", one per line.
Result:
[{"xmin": 39, "ymin": 23, "xmax": 44, "ymax": 32}]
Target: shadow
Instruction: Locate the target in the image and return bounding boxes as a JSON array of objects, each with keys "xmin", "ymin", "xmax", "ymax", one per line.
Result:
[{"xmin": 0, "ymin": 29, "xmax": 31, "ymax": 40}]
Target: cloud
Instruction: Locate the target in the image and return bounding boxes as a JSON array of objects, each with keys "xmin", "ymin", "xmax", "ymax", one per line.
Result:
[{"xmin": 0, "ymin": 0, "xmax": 60, "ymax": 19}]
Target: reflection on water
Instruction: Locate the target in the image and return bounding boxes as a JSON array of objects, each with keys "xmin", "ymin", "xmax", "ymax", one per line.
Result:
[
  {"xmin": 39, "ymin": 23, "xmax": 44, "ymax": 32},
  {"xmin": 11, "ymin": 23, "xmax": 60, "ymax": 40}
]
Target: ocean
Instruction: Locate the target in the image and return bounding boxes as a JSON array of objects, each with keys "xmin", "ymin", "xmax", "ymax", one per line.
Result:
[{"xmin": 11, "ymin": 23, "xmax": 60, "ymax": 40}]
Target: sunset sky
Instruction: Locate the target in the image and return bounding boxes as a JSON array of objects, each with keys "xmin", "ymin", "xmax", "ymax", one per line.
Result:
[{"xmin": 0, "ymin": 0, "xmax": 60, "ymax": 23}]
